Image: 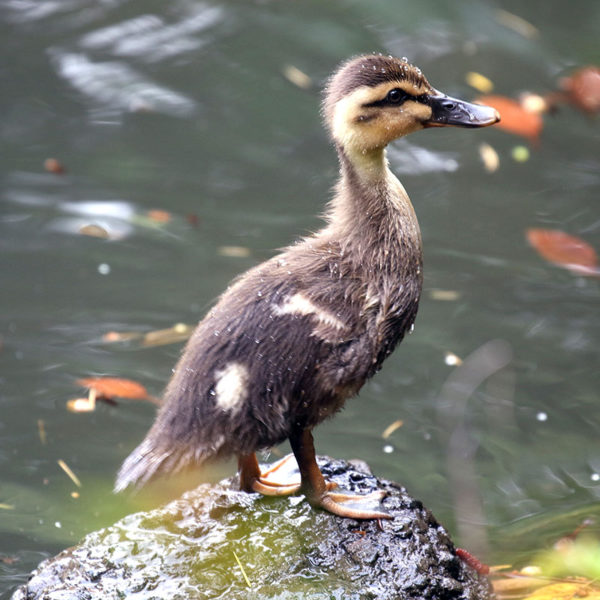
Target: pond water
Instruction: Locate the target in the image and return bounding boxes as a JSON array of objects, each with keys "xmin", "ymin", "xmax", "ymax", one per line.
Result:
[{"xmin": 1, "ymin": 0, "xmax": 599, "ymax": 596}]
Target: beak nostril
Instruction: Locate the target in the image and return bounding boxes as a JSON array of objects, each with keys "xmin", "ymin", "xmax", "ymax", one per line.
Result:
[{"xmin": 443, "ymin": 101, "xmax": 456, "ymax": 110}]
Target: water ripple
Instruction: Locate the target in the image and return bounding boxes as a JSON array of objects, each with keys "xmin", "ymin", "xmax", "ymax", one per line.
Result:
[
  {"xmin": 79, "ymin": 5, "xmax": 223, "ymax": 62},
  {"xmin": 51, "ymin": 51, "xmax": 197, "ymax": 117},
  {"xmin": 387, "ymin": 139, "xmax": 459, "ymax": 174}
]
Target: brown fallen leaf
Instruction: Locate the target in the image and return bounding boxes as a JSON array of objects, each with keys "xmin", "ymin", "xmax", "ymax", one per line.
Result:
[
  {"xmin": 76, "ymin": 377, "xmax": 160, "ymax": 406},
  {"xmin": 186, "ymin": 214, "xmax": 201, "ymax": 228},
  {"xmin": 526, "ymin": 229, "xmax": 599, "ymax": 277},
  {"xmin": 37, "ymin": 419, "xmax": 47, "ymax": 445},
  {"xmin": 78, "ymin": 377, "xmax": 149, "ymax": 400},
  {"xmin": 79, "ymin": 224, "xmax": 110, "ymax": 239},
  {"xmin": 477, "ymin": 95, "xmax": 543, "ymax": 143},
  {"xmin": 102, "ymin": 331, "xmax": 143, "ymax": 344},
  {"xmin": 560, "ymin": 66, "xmax": 600, "ymax": 114},
  {"xmin": 44, "ymin": 158, "xmax": 65, "ymax": 174},
  {"xmin": 147, "ymin": 209, "xmax": 172, "ymax": 223},
  {"xmin": 382, "ymin": 419, "xmax": 404, "ymax": 439}
]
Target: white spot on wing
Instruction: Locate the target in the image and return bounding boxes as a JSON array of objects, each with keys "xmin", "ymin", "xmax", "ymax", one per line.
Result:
[
  {"xmin": 214, "ymin": 362, "xmax": 249, "ymax": 412},
  {"xmin": 272, "ymin": 293, "xmax": 346, "ymax": 331}
]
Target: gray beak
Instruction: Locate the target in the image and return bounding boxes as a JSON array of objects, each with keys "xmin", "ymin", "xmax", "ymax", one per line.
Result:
[{"xmin": 424, "ymin": 92, "xmax": 500, "ymax": 128}]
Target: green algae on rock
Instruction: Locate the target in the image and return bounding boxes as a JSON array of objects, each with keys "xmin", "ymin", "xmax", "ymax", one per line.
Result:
[{"xmin": 12, "ymin": 457, "xmax": 492, "ymax": 600}]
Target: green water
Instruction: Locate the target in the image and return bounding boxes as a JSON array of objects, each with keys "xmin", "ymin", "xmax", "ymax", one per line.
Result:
[{"xmin": 1, "ymin": 0, "xmax": 599, "ymax": 595}]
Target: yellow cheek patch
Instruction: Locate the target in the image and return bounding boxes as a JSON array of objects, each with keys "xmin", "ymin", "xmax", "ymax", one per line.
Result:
[{"xmin": 331, "ymin": 85, "xmax": 434, "ymax": 152}]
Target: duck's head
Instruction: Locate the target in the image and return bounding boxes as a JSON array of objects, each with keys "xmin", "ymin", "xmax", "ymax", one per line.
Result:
[{"xmin": 324, "ymin": 54, "xmax": 500, "ymax": 157}]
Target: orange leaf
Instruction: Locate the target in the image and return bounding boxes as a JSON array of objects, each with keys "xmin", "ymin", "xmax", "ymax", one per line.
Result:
[
  {"xmin": 526, "ymin": 229, "xmax": 599, "ymax": 276},
  {"xmin": 77, "ymin": 377, "xmax": 149, "ymax": 400},
  {"xmin": 147, "ymin": 209, "xmax": 172, "ymax": 223},
  {"xmin": 477, "ymin": 95, "xmax": 543, "ymax": 142},
  {"xmin": 44, "ymin": 158, "xmax": 66, "ymax": 174}
]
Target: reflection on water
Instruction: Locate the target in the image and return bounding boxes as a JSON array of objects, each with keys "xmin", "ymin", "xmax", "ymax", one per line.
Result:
[
  {"xmin": 1, "ymin": 0, "xmax": 599, "ymax": 595},
  {"xmin": 388, "ymin": 140, "xmax": 459, "ymax": 174},
  {"xmin": 79, "ymin": 6, "xmax": 222, "ymax": 61},
  {"xmin": 52, "ymin": 52, "xmax": 197, "ymax": 118}
]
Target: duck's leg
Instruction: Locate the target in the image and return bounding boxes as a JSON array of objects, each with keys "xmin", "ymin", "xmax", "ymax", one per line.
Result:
[
  {"xmin": 289, "ymin": 428, "xmax": 391, "ymax": 520},
  {"xmin": 238, "ymin": 453, "xmax": 301, "ymax": 496}
]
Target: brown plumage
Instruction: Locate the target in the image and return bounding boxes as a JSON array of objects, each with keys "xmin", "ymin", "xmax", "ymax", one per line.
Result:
[{"xmin": 116, "ymin": 54, "xmax": 499, "ymax": 519}]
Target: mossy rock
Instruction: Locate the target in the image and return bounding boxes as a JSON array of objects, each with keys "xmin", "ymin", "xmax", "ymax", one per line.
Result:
[{"xmin": 12, "ymin": 457, "xmax": 491, "ymax": 599}]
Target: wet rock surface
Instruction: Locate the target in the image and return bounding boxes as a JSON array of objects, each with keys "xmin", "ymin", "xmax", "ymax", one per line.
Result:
[{"xmin": 12, "ymin": 457, "xmax": 492, "ymax": 599}]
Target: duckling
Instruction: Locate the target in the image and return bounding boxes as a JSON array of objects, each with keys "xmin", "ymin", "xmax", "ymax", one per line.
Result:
[{"xmin": 115, "ymin": 54, "xmax": 499, "ymax": 520}]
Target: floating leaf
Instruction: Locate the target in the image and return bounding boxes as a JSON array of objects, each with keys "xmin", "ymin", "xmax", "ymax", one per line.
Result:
[
  {"xmin": 430, "ymin": 289, "xmax": 460, "ymax": 301},
  {"xmin": 186, "ymin": 214, "xmax": 201, "ymax": 227},
  {"xmin": 102, "ymin": 330, "xmax": 143, "ymax": 343},
  {"xmin": 477, "ymin": 95, "xmax": 543, "ymax": 142},
  {"xmin": 218, "ymin": 246, "xmax": 251, "ymax": 258},
  {"xmin": 466, "ymin": 71, "xmax": 494, "ymax": 94},
  {"xmin": 147, "ymin": 209, "xmax": 172, "ymax": 223},
  {"xmin": 57, "ymin": 459, "xmax": 82, "ymax": 488},
  {"xmin": 526, "ymin": 229, "xmax": 599, "ymax": 276},
  {"xmin": 66, "ymin": 396, "xmax": 96, "ymax": 413},
  {"xmin": 382, "ymin": 419, "xmax": 404, "ymax": 439},
  {"xmin": 102, "ymin": 325, "xmax": 193, "ymax": 348},
  {"xmin": 233, "ymin": 550, "xmax": 252, "ymax": 588},
  {"xmin": 141, "ymin": 323, "xmax": 193, "ymax": 348},
  {"xmin": 560, "ymin": 66, "xmax": 600, "ymax": 114},
  {"xmin": 77, "ymin": 377, "xmax": 150, "ymax": 400},
  {"xmin": 44, "ymin": 158, "xmax": 65, "ymax": 174},
  {"xmin": 282, "ymin": 65, "xmax": 312, "ymax": 90},
  {"xmin": 79, "ymin": 224, "xmax": 110, "ymax": 239},
  {"xmin": 37, "ymin": 419, "xmax": 47, "ymax": 445},
  {"xmin": 479, "ymin": 142, "xmax": 500, "ymax": 172},
  {"xmin": 511, "ymin": 145, "xmax": 530, "ymax": 162},
  {"xmin": 495, "ymin": 9, "xmax": 540, "ymax": 39},
  {"xmin": 444, "ymin": 352, "xmax": 463, "ymax": 367},
  {"xmin": 520, "ymin": 92, "xmax": 550, "ymax": 115}
]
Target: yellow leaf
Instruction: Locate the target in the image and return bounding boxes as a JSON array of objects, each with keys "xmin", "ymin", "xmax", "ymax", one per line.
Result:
[
  {"xmin": 466, "ymin": 71, "xmax": 494, "ymax": 93},
  {"xmin": 524, "ymin": 582, "xmax": 600, "ymax": 599}
]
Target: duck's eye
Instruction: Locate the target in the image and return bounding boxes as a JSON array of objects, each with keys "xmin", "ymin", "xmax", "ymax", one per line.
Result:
[{"xmin": 387, "ymin": 88, "xmax": 407, "ymax": 104}]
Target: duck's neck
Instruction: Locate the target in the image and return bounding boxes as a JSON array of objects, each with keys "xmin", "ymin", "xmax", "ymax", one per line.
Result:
[{"xmin": 325, "ymin": 144, "xmax": 422, "ymax": 273}]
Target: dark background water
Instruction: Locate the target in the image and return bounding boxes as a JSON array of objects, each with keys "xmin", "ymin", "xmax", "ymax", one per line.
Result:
[{"xmin": 1, "ymin": 0, "xmax": 599, "ymax": 595}]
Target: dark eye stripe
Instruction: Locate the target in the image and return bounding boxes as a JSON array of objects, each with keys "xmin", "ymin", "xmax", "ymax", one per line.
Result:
[{"xmin": 363, "ymin": 90, "xmax": 430, "ymax": 108}]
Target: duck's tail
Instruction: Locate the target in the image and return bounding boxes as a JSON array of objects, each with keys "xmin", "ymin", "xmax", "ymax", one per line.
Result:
[{"xmin": 114, "ymin": 435, "xmax": 212, "ymax": 493}]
